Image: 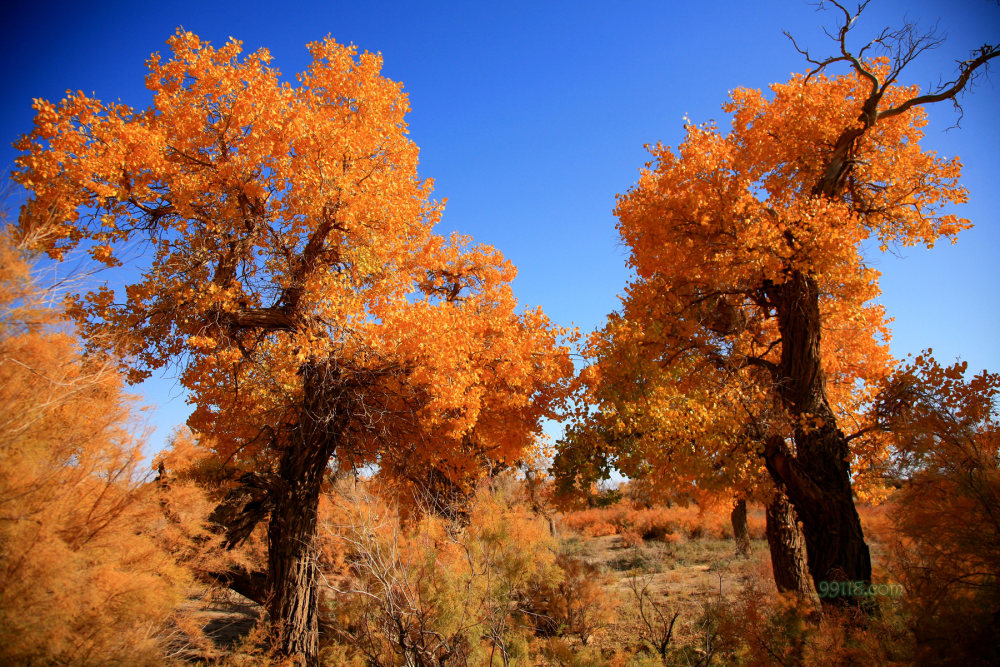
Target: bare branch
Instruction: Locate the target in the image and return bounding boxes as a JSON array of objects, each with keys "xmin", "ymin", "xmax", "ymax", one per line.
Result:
[
  {"xmin": 878, "ymin": 44, "xmax": 1000, "ymax": 122},
  {"xmin": 790, "ymin": 1, "xmax": 999, "ymax": 197}
]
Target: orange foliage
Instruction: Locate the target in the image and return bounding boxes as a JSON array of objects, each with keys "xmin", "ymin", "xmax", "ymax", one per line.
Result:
[
  {"xmin": 13, "ymin": 30, "xmax": 573, "ymax": 482},
  {"xmin": 709, "ymin": 578, "xmax": 911, "ymax": 666},
  {"xmin": 317, "ymin": 480, "xmax": 568, "ymax": 664},
  {"xmin": 558, "ymin": 54, "xmax": 974, "ymax": 596},
  {"xmin": 561, "ymin": 500, "xmax": 765, "ymax": 543},
  {"xmin": 877, "ymin": 356, "xmax": 1000, "ymax": 663},
  {"xmin": 152, "ymin": 428, "xmax": 265, "ymax": 589},
  {"xmin": 0, "ymin": 232, "xmax": 190, "ymax": 663}
]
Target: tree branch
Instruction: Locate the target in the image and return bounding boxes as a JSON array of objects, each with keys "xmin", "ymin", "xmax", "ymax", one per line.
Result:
[
  {"xmin": 877, "ymin": 45, "xmax": 1000, "ymax": 122},
  {"xmin": 762, "ymin": 435, "xmax": 825, "ymax": 520},
  {"xmin": 792, "ymin": 2, "xmax": 999, "ymax": 197},
  {"xmin": 217, "ymin": 305, "xmax": 296, "ymax": 332}
]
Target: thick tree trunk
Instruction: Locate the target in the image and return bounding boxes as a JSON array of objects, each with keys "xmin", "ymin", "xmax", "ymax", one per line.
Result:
[
  {"xmin": 730, "ymin": 498, "xmax": 751, "ymax": 559},
  {"xmin": 266, "ymin": 362, "xmax": 344, "ymax": 666},
  {"xmin": 785, "ymin": 426, "xmax": 871, "ymax": 602},
  {"xmin": 765, "ymin": 271, "xmax": 872, "ymax": 607},
  {"xmin": 267, "ymin": 452, "xmax": 323, "ymax": 665},
  {"xmin": 765, "ymin": 491, "xmax": 816, "ymax": 605}
]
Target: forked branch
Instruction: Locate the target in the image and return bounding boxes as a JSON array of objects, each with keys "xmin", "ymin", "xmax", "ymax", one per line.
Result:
[
  {"xmin": 787, "ymin": 1, "xmax": 998, "ymax": 129},
  {"xmin": 790, "ymin": 1, "xmax": 999, "ymax": 198}
]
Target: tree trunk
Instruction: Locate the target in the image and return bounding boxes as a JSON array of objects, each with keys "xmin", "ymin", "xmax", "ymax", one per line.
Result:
[
  {"xmin": 765, "ymin": 490, "xmax": 817, "ymax": 606},
  {"xmin": 730, "ymin": 498, "xmax": 751, "ymax": 559},
  {"xmin": 267, "ymin": 472, "xmax": 321, "ymax": 664},
  {"xmin": 765, "ymin": 271, "xmax": 872, "ymax": 607},
  {"xmin": 787, "ymin": 426, "xmax": 871, "ymax": 602},
  {"xmin": 266, "ymin": 362, "xmax": 344, "ymax": 666}
]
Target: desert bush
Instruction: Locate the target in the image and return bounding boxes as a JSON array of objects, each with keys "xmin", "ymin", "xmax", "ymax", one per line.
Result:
[
  {"xmin": 150, "ymin": 429, "xmax": 270, "ymax": 660},
  {"xmin": 702, "ymin": 577, "xmax": 912, "ymax": 666},
  {"xmin": 153, "ymin": 428, "xmax": 266, "ymax": 577},
  {"xmin": 560, "ymin": 500, "xmax": 764, "ymax": 545},
  {"xmin": 528, "ymin": 552, "xmax": 620, "ymax": 646},
  {"xmin": 623, "ymin": 569, "xmax": 680, "ymax": 661},
  {"xmin": 0, "ymin": 233, "xmax": 191, "ymax": 664},
  {"xmin": 320, "ymin": 481, "xmax": 563, "ymax": 666},
  {"xmin": 534, "ymin": 637, "xmax": 615, "ymax": 666}
]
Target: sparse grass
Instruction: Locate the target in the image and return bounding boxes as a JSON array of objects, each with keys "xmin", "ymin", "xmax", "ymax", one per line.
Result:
[{"xmin": 549, "ymin": 523, "xmax": 773, "ymax": 662}]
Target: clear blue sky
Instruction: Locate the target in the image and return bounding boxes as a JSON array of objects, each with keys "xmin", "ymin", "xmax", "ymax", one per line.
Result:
[{"xmin": 2, "ymin": 0, "xmax": 997, "ymax": 454}]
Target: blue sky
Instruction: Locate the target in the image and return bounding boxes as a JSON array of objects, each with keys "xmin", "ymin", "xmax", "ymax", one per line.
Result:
[{"xmin": 2, "ymin": 0, "xmax": 997, "ymax": 454}]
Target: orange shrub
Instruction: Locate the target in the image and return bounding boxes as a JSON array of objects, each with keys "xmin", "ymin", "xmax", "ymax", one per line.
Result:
[
  {"xmin": 528, "ymin": 553, "xmax": 620, "ymax": 645},
  {"xmin": 706, "ymin": 578, "xmax": 910, "ymax": 666},
  {"xmin": 560, "ymin": 499, "xmax": 763, "ymax": 543},
  {"xmin": 582, "ymin": 521, "xmax": 619, "ymax": 538},
  {"xmin": 0, "ymin": 235, "xmax": 191, "ymax": 664},
  {"xmin": 319, "ymin": 481, "xmax": 564, "ymax": 665}
]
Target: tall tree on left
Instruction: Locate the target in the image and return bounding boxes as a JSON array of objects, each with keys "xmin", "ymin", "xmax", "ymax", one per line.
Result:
[{"xmin": 13, "ymin": 32, "xmax": 573, "ymax": 665}]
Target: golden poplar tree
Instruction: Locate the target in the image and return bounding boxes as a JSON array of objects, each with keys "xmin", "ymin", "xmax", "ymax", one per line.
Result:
[
  {"xmin": 13, "ymin": 32, "xmax": 572, "ymax": 662},
  {"xmin": 596, "ymin": 4, "xmax": 996, "ymax": 604}
]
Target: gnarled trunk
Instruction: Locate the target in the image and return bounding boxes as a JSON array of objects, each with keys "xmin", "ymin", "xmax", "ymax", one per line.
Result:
[
  {"xmin": 765, "ymin": 270, "xmax": 872, "ymax": 606},
  {"xmin": 266, "ymin": 362, "xmax": 344, "ymax": 665},
  {"xmin": 730, "ymin": 497, "xmax": 751, "ymax": 559},
  {"xmin": 267, "ymin": 443, "xmax": 324, "ymax": 664},
  {"xmin": 787, "ymin": 426, "xmax": 871, "ymax": 601},
  {"xmin": 765, "ymin": 490, "xmax": 816, "ymax": 605}
]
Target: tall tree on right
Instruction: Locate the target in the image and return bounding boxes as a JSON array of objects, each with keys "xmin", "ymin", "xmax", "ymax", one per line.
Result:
[{"xmin": 608, "ymin": 2, "xmax": 997, "ymax": 605}]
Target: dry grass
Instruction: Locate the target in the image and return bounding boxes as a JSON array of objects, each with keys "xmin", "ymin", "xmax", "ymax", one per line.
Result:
[{"xmin": 556, "ymin": 529, "xmax": 773, "ymax": 654}]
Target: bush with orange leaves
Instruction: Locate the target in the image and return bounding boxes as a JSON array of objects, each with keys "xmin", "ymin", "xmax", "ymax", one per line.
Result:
[
  {"xmin": 151, "ymin": 428, "xmax": 266, "ymax": 584},
  {"xmin": 0, "ymin": 232, "xmax": 191, "ymax": 664},
  {"xmin": 702, "ymin": 576, "xmax": 912, "ymax": 666},
  {"xmin": 876, "ymin": 355, "xmax": 1000, "ymax": 665},
  {"xmin": 561, "ymin": 500, "xmax": 765, "ymax": 543},
  {"xmin": 528, "ymin": 552, "xmax": 619, "ymax": 646},
  {"xmin": 316, "ymin": 476, "xmax": 621, "ymax": 665},
  {"xmin": 317, "ymin": 480, "xmax": 555, "ymax": 664}
]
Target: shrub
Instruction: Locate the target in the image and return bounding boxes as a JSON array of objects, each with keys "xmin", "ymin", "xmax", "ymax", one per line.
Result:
[
  {"xmin": 705, "ymin": 577, "xmax": 911, "ymax": 666},
  {"xmin": 319, "ymin": 481, "xmax": 562, "ymax": 666},
  {"xmin": 560, "ymin": 499, "xmax": 762, "ymax": 544},
  {"xmin": 0, "ymin": 234, "xmax": 191, "ymax": 664},
  {"xmin": 528, "ymin": 553, "xmax": 620, "ymax": 645}
]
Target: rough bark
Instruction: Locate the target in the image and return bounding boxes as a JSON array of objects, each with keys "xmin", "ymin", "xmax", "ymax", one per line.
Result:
[
  {"xmin": 267, "ymin": 464, "xmax": 323, "ymax": 664},
  {"xmin": 764, "ymin": 271, "xmax": 872, "ymax": 606},
  {"xmin": 765, "ymin": 490, "xmax": 817, "ymax": 606},
  {"xmin": 730, "ymin": 498, "xmax": 751, "ymax": 559},
  {"xmin": 203, "ymin": 569, "xmax": 270, "ymax": 607},
  {"xmin": 265, "ymin": 362, "xmax": 344, "ymax": 666}
]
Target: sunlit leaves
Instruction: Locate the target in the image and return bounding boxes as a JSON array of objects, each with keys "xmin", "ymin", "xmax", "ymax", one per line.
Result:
[
  {"xmin": 571, "ymin": 60, "xmax": 969, "ymax": 505},
  {"xmin": 13, "ymin": 30, "xmax": 573, "ymax": 495}
]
